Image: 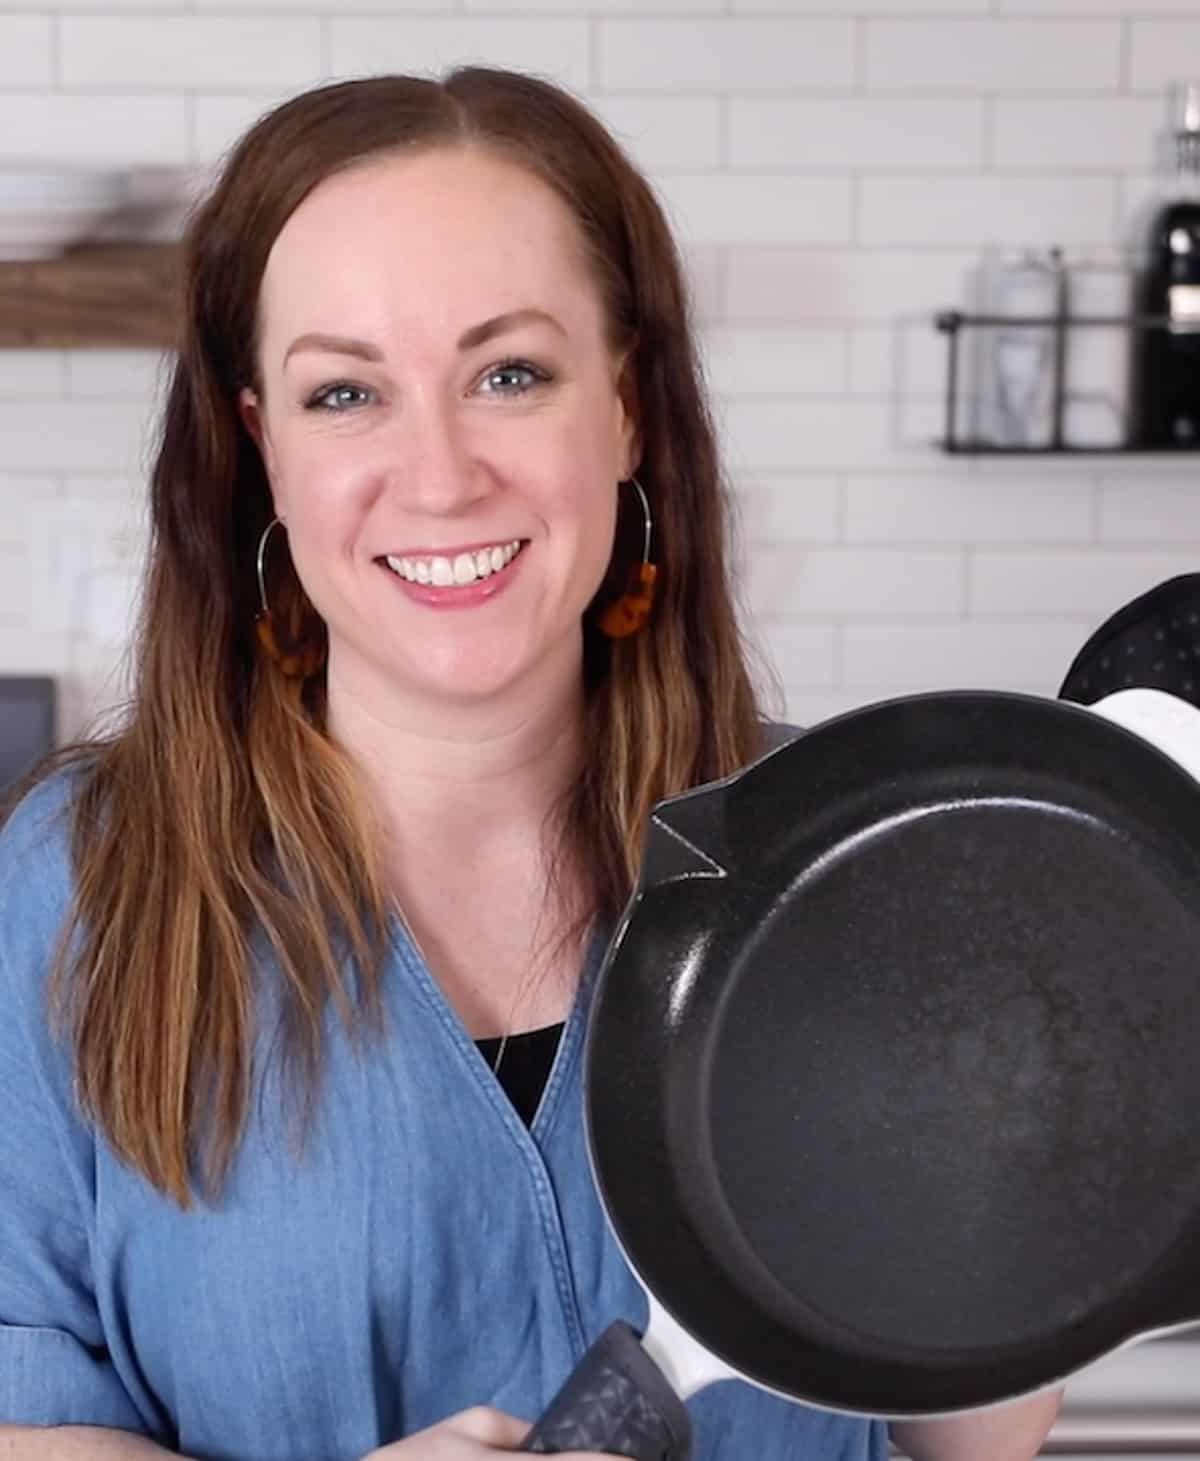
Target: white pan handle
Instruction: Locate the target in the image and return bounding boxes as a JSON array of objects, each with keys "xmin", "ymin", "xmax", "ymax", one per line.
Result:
[
  {"xmin": 642, "ymin": 1289, "xmax": 737, "ymax": 1401},
  {"xmin": 1086, "ymin": 688, "xmax": 1200, "ymax": 782}
]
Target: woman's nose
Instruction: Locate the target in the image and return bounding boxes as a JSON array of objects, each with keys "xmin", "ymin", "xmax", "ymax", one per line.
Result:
[{"xmin": 386, "ymin": 397, "xmax": 490, "ymax": 515}]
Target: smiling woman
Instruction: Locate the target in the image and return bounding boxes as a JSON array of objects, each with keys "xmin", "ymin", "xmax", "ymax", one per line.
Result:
[{"xmin": 0, "ymin": 69, "xmax": 1056, "ymax": 1461}]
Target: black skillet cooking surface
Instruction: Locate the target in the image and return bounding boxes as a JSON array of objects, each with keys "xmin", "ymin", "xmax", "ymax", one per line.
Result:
[{"xmin": 586, "ymin": 691, "xmax": 1200, "ymax": 1415}]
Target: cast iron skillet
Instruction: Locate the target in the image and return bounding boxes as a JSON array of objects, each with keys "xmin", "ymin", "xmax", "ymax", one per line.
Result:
[{"xmin": 522, "ymin": 688, "xmax": 1200, "ymax": 1460}]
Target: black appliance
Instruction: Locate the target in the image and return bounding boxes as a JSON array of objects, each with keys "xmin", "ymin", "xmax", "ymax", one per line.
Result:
[
  {"xmin": 1133, "ymin": 85, "xmax": 1200, "ymax": 447},
  {"xmin": 0, "ymin": 676, "xmax": 56, "ymax": 798}
]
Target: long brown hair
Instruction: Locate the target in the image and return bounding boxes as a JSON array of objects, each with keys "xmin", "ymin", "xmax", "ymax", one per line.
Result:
[{"xmin": 21, "ymin": 70, "xmax": 771, "ymax": 1206}]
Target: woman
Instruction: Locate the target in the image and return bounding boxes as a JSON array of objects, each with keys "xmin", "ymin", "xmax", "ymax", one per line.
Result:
[{"xmin": 0, "ymin": 70, "xmax": 1059, "ymax": 1461}]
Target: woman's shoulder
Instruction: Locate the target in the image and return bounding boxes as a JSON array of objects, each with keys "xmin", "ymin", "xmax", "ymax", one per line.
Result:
[
  {"xmin": 758, "ymin": 718, "xmax": 803, "ymax": 755},
  {"xmin": 0, "ymin": 766, "xmax": 81, "ymax": 959},
  {"xmin": 1, "ymin": 764, "xmax": 78, "ymax": 866}
]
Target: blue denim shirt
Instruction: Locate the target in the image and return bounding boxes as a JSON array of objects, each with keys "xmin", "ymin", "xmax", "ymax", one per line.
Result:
[{"xmin": 0, "ymin": 771, "xmax": 887, "ymax": 1461}]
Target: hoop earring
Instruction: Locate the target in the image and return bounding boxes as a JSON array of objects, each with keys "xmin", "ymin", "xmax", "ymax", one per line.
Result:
[
  {"xmin": 597, "ymin": 476, "xmax": 658, "ymax": 639},
  {"xmin": 254, "ymin": 517, "xmax": 326, "ymax": 679}
]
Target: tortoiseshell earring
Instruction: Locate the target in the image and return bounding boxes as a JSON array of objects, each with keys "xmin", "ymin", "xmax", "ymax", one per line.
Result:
[
  {"xmin": 254, "ymin": 517, "xmax": 326, "ymax": 679},
  {"xmin": 598, "ymin": 476, "xmax": 658, "ymax": 639}
]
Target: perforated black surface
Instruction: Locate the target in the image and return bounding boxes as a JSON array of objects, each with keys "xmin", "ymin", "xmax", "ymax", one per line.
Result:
[
  {"xmin": 1060, "ymin": 574, "xmax": 1200, "ymax": 707},
  {"xmin": 523, "ymin": 1321, "xmax": 692, "ymax": 1459}
]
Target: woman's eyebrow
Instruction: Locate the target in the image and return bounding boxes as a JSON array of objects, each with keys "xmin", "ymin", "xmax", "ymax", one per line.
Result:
[
  {"xmin": 283, "ymin": 333, "xmax": 384, "ymax": 367},
  {"xmin": 282, "ymin": 311, "xmax": 565, "ymax": 369},
  {"xmin": 456, "ymin": 309, "xmax": 567, "ymax": 350}
]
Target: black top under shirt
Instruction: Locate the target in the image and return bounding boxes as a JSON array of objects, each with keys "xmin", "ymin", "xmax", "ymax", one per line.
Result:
[
  {"xmin": 476, "ymin": 1022, "xmax": 566, "ymax": 1127},
  {"xmin": 472, "ymin": 733, "xmax": 801, "ymax": 1127}
]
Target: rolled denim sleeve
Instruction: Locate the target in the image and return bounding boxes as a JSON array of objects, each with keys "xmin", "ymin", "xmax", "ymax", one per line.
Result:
[
  {"xmin": 0, "ymin": 777, "xmax": 149, "ymax": 1431},
  {"xmin": 0, "ymin": 1328, "xmax": 146, "ymax": 1428}
]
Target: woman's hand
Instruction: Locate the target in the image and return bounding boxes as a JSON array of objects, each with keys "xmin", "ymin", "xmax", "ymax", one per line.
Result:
[
  {"xmin": 890, "ymin": 1387, "xmax": 1063, "ymax": 1461},
  {"xmin": 362, "ymin": 1405, "xmax": 611, "ymax": 1459}
]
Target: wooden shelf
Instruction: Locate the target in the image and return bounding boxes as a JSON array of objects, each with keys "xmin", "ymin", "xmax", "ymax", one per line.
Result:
[{"xmin": 0, "ymin": 242, "xmax": 181, "ymax": 349}]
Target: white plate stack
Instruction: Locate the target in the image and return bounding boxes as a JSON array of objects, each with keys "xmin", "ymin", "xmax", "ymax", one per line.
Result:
[
  {"xmin": 105, "ymin": 164, "xmax": 215, "ymax": 244},
  {"xmin": 0, "ymin": 164, "xmax": 125, "ymax": 261}
]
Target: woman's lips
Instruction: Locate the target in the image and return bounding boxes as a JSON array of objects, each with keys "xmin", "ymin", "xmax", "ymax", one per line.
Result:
[{"xmin": 377, "ymin": 540, "xmax": 528, "ymax": 609}]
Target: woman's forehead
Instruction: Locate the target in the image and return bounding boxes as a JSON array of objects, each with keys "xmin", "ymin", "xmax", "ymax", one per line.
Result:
[{"xmin": 255, "ymin": 147, "xmax": 603, "ymax": 356}]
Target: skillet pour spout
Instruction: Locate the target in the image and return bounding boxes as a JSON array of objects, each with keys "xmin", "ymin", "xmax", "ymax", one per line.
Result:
[{"xmin": 640, "ymin": 787, "xmax": 732, "ymax": 888}]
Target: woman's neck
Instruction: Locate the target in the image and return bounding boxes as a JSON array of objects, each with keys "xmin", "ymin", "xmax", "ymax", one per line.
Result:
[
  {"xmin": 323, "ymin": 645, "xmax": 592, "ymax": 1034},
  {"xmin": 323, "ymin": 644, "xmax": 586, "ymax": 854}
]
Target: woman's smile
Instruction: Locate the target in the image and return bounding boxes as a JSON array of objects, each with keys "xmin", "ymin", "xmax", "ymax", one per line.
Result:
[{"xmin": 378, "ymin": 538, "xmax": 530, "ymax": 609}]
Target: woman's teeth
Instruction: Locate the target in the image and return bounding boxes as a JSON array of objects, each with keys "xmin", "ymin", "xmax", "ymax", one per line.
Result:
[{"xmin": 384, "ymin": 540, "xmax": 522, "ymax": 588}]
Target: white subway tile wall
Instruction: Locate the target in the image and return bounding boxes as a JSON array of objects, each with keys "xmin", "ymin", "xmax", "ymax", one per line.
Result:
[
  {"xmin": 728, "ymin": 98, "xmax": 986, "ymax": 171},
  {"xmin": 597, "ymin": 20, "xmax": 856, "ymax": 92},
  {"xmin": 59, "ymin": 16, "xmax": 325, "ymax": 90},
  {"xmin": 0, "ymin": 542, "xmax": 31, "ymax": 626},
  {"xmin": 1129, "ymin": 21, "xmax": 1200, "ymax": 95},
  {"xmin": 1, "ymin": 1, "xmax": 1198, "ymax": 738},
  {"xmin": 0, "ymin": 352, "xmax": 67, "ymax": 398},
  {"xmin": 328, "ymin": 19, "xmax": 590, "ymax": 88},
  {"xmin": 0, "ymin": 401, "xmax": 154, "ymax": 476},
  {"xmin": 0, "ymin": 94, "xmax": 188, "ymax": 164},
  {"xmin": 0, "ymin": 16, "xmax": 52, "ymax": 87},
  {"xmin": 703, "ymin": 327, "xmax": 849, "ymax": 397},
  {"xmin": 864, "ymin": 19, "xmax": 1122, "ymax": 92},
  {"xmin": 657, "ymin": 174, "xmax": 855, "ymax": 245},
  {"xmin": 592, "ymin": 96, "xmax": 724, "ymax": 171},
  {"xmin": 991, "ymin": 98, "xmax": 1163, "ymax": 171},
  {"xmin": 857, "ymin": 175, "xmax": 1118, "ymax": 247},
  {"xmin": 725, "ymin": 247, "xmax": 981, "ymax": 322}
]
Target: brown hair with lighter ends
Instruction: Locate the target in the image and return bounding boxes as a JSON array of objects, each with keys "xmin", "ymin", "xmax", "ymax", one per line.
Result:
[{"xmin": 20, "ymin": 70, "xmax": 770, "ymax": 1206}]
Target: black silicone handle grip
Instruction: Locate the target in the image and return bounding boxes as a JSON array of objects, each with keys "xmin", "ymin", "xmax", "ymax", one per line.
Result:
[{"xmin": 521, "ymin": 1320, "xmax": 692, "ymax": 1460}]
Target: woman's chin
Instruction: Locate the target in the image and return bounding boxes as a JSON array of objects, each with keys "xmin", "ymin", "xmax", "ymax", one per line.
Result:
[
  {"xmin": 328, "ymin": 617, "xmax": 585, "ymax": 714},
  {"xmin": 373, "ymin": 651, "xmax": 552, "ymax": 712}
]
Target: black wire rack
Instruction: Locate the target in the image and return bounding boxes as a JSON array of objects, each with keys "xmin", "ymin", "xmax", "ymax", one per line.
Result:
[{"xmin": 934, "ymin": 309, "xmax": 1196, "ymax": 454}]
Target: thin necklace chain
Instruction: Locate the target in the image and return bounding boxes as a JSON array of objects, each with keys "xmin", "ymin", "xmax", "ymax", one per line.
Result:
[
  {"xmin": 491, "ymin": 1033, "xmax": 510, "ymax": 1078},
  {"xmin": 393, "ymin": 899, "xmax": 516, "ymax": 1079}
]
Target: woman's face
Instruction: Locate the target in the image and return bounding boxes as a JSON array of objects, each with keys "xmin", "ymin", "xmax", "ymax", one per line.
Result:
[{"xmin": 240, "ymin": 145, "xmax": 639, "ymax": 715}]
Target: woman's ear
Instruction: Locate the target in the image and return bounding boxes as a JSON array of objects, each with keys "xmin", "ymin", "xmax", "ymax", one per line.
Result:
[
  {"xmin": 238, "ymin": 387, "xmax": 284, "ymax": 510},
  {"xmin": 238, "ymin": 386, "xmax": 267, "ymax": 455},
  {"xmin": 615, "ymin": 348, "xmax": 643, "ymax": 481}
]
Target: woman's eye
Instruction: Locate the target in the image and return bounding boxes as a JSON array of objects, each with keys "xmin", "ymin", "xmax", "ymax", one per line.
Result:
[
  {"xmin": 479, "ymin": 361, "xmax": 549, "ymax": 395},
  {"xmin": 306, "ymin": 383, "xmax": 373, "ymax": 412}
]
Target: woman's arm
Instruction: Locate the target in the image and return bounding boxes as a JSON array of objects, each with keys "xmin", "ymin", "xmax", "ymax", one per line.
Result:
[
  {"xmin": 890, "ymin": 1388, "xmax": 1063, "ymax": 1461},
  {"xmin": 0, "ymin": 1427, "xmax": 182, "ymax": 1459},
  {"xmin": 2, "ymin": 1409, "xmax": 602, "ymax": 1461}
]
